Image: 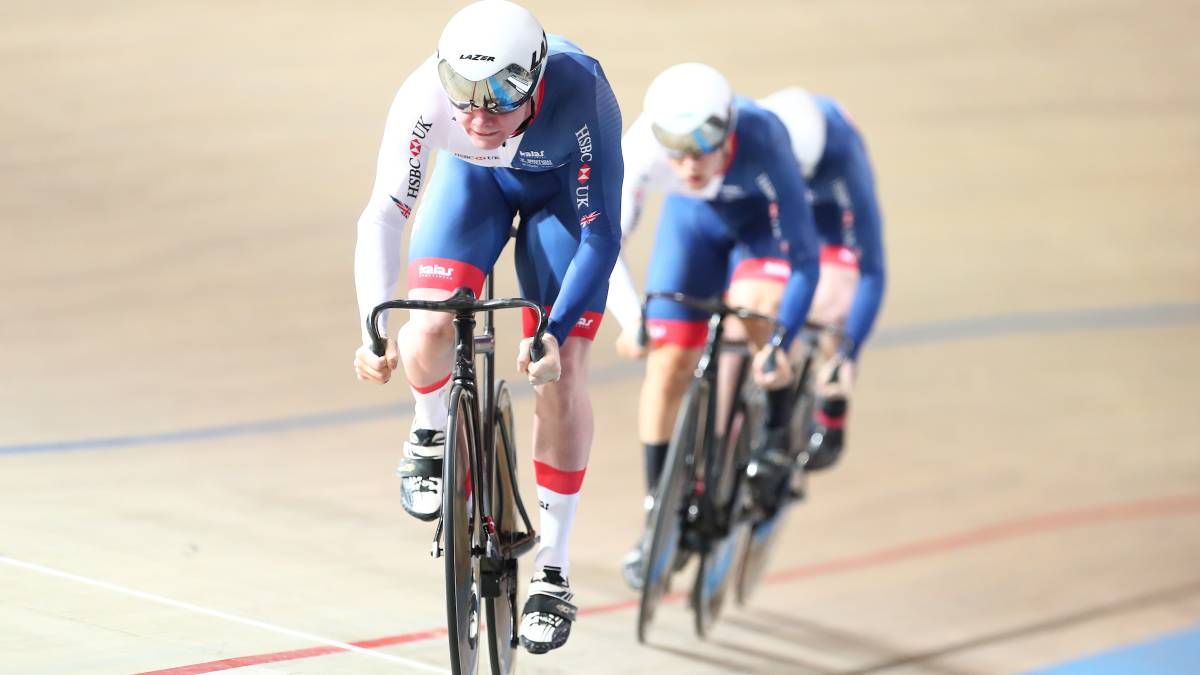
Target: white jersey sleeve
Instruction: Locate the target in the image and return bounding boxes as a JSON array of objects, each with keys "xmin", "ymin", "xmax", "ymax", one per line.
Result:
[
  {"xmin": 354, "ymin": 56, "xmax": 446, "ymax": 345},
  {"xmin": 606, "ymin": 114, "xmax": 673, "ymax": 335}
]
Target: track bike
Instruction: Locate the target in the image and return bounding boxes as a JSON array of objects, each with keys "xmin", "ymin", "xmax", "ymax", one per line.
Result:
[
  {"xmin": 734, "ymin": 322, "xmax": 842, "ymax": 605},
  {"xmin": 634, "ymin": 292, "xmax": 778, "ymax": 641},
  {"xmin": 368, "ymin": 279, "xmax": 546, "ymax": 675}
]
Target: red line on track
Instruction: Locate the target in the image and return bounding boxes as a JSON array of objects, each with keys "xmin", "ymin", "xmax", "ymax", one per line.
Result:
[{"xmin": 137, "ymin": 493, "xmax": 1200, "ymax": 674}]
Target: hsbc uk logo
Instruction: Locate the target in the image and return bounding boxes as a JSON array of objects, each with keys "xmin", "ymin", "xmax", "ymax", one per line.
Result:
[
  {"xmin": 575, "ymin": 124, "xmax": 592, "ymax": 208},
  {"xmin": 418, "ymin": 263, "xmax": 455, "ymax": 279},
  {"xmin": 389, "ymin": 195, "xmax": 412, "ymax": 219},
  {"xmin": 406, "ymin": 116, "xmax": 433, "ymax": 200}
]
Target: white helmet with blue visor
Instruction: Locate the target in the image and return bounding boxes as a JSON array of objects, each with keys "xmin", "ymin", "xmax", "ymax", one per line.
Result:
[
  {"xmin": 644, "ymin": 63, "xmax": 737, "ymax": 157},
  {"xmin": 436, "ymin": 0, "xmax": 548, "ymax": 114}
]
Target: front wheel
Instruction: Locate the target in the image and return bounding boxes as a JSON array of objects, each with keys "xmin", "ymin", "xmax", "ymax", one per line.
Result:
[
  {"xmin": 485, "ymin": 382, "xmax": 519, "ymax": 675},
  {"xmin": 692, "ymin": 397, "xmax": 754, "ymax": 637},
  {"xmin": 444, "ymin": 387, "xmax": 481, "ymax": 675},
  {"xmin": 637, "ymin": 378, "xmax": 708, "ymax": 643}
]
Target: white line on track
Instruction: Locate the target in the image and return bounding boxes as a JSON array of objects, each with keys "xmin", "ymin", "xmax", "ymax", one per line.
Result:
[{"xmin": 0, "ymin": 554, "xmax": 451, "ymax": 674}]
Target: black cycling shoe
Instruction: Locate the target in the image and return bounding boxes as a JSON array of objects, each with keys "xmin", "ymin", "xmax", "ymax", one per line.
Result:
[
  {"xmin": 806, "ymin": 398, "xmax": 847, "ymax": 472},
  {"xmin": 747, "ymin": 427, "xmax": 793, "ymax": 516},
  {"xmin": 519, "ymin": 567, "xmax": 576, "ymax": 654}
]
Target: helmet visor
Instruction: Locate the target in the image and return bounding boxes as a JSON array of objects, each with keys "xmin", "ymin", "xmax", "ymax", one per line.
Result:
[
  {"xmin": 651, "ymin": 114, "xmax": 732, "ymax": 158},
  {"xmin": 437, "ymin": 60, "xmax": 541, "ymax": 114}
]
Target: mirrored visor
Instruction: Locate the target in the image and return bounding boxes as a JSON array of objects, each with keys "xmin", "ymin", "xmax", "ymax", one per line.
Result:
[
  {"xmin": 651, "ymin": 114, "xmax": 732, "ymax": 158},
  {"xmin": 437, "ymin": 60, "xmax": 541, "ymax": 114}
]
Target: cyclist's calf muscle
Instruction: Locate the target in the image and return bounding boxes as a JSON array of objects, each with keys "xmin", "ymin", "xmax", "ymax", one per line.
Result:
[
  {"xmin": 639, "ymin": 344, "xmax": 702, "ymax": 444},
  {"xmin": 531, "ymin": 339, "xmax": 593, "ymax": 472}
]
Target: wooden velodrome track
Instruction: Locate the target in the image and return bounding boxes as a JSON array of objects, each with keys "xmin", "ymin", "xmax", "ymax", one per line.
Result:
[{"xmin": 2, "ymin": 1, "xmax": 1198, "ymax": 673}]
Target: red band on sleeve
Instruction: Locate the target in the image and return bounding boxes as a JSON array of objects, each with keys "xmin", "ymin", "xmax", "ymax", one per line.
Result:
[{"xmin": 522, "ymin": 307, "xmax": 603, "ymax": 342}]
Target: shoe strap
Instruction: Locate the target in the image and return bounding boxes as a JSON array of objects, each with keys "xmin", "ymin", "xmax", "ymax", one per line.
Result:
[
  {"xmin": 522, "ymin": 591, "xmax": 577, "ymax": 622},
  {"xmin": 397, "ymin": 455, "xmax": 442, "ymax": 479}
]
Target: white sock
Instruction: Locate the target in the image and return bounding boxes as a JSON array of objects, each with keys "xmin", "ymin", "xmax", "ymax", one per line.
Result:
[
  {"xmin": 409, "ymin": 373, "xmax": 450, "ymax": 437},
  {"xmin": 532, "ymin": 460, "xmax": 586, "ymax": 580}
]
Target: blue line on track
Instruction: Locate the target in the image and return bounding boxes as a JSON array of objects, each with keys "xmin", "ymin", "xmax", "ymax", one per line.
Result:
[
  {"xmin": 1024, "ymin": 624, "xmax": 1200, "ymax": 675},
  {"xmin": 3, "ymin": 302, "xmax": 1197, "ymax": 456}
]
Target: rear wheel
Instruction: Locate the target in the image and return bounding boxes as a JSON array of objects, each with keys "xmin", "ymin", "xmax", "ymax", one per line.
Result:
[
  {"xmin": 637, "ymin": 378, "xmax": 708, "ymax": 643},
  {"xmin": 485, "ymin": 383, "xmax": 518, "ymax": 675},
  {"xmin": 735, "ymin": 361, "xmax": 813, "ymax": 605},
  {"xmin": 444, "ymin": 387, "xmax": 481, "ymax": 675}
]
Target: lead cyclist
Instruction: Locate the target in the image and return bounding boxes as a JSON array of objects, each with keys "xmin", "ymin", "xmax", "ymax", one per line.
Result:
[{"xmin": 351, "ymin": 1, "xmax": 622, "ymax": 654}]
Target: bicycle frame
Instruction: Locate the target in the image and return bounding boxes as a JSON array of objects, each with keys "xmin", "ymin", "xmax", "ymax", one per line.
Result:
[{"xmin": 366, "ymin": 283, "xmax": 542, "ymax": 560}]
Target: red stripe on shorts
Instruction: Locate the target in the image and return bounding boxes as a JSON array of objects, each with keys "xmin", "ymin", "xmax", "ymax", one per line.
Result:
[
  {"xmin": 731, "ymin": 257, "xmax": 791, "ymax": 284},
  {"xmin": 533, "ymin": 460, "xmax": 586, "ymax": 494},
  {"xmin": 820, "ymin": 245, "xmax": 859, "ymax": 270},
  {"xmin": 522, "ymin": 308, "xmax": 603, "ymax": 341},
  {"xmin": 407, "ymin": 257, "xmax": 486, "ymax": 295},
  {"xmin": 646, "ymin": 319, "xmax": 709, "ymax": 349}
]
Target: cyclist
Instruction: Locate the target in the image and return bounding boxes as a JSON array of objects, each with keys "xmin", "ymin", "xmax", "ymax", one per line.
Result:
[
  {"xmin": 752, "ymin": 87, "xmax": 887, "ymax": 471},
  {"xmin": 351, "ymin": 0, "xmax": 622, "ymax": 654},
  {"xmin": 612, "ymin": 66, "xmax": 887, "ymax": 527},
  {"xmin": 605, "ymin": 63, "xmax": 821, "ymax": 586}
]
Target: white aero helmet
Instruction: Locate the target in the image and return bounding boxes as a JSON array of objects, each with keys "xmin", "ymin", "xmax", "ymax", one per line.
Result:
[
  {"xmin": 436, "ymin": 0, "xmax": 549, "ymax": 114},
  {"xmin": 643, "ymin": 63, "xmax": 736, "ymax": 157}
]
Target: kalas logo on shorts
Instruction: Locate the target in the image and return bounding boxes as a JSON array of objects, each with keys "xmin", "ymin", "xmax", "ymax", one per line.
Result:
[
  {"xmin": 576, "ymin": 317, "xmax": 594, "ymax": 328},
  {"xmin": 407, "ymin": 116, "xmax": 433, "ymax": 200},
  {"xmin": 574, "ymin": 124, "xmax": 592, "ymax": 208},
  {"xmin": 418, "ymin": 263, "xmax": 455, "ymax": 279},
  {"xmin": 763, "ymin": 261, "xmax": 790, "ymax": 278}
]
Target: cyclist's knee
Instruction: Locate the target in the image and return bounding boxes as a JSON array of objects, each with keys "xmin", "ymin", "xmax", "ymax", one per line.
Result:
[
  {"xmin": 399, "ymin": 311, "xmax": 453, "ymax": 345},
  {"xmin": 398, "ymin": 289, "xmax": 455, "ymax": 348},
  {"xmin": 727, "ymin": 279, "xmax": 783, "ymax": 316},
  {"xmin": 647, "ymin": 345, "xmax": 700, "ymax": 391},
  {"xmin": 810, "ymin": 263, "xmax": 857, "ymax": 327}
]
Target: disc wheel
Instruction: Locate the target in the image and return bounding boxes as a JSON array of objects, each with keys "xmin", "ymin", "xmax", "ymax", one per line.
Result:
[
  {"xmin": 444, "ymin": 387, "xmax": 481, "ymax": 675},
  {"xmin": 637, "ymin": 378, "xmax": 708, "ymax": 643},
  {"xmin": 485, "ymin": 383, "xmax": 518, "ymax": 675}
]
